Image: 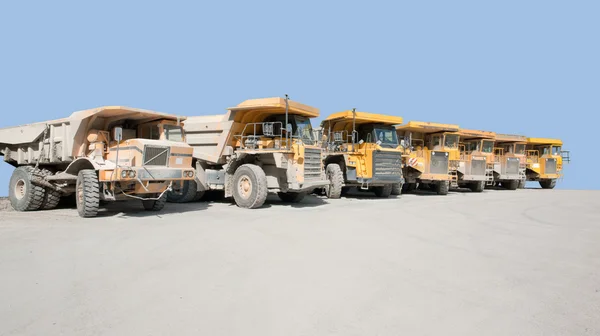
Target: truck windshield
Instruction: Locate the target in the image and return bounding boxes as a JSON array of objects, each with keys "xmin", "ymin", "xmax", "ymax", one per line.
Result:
[
  {"xmin": 552, "ymin": 146, "xmax": 562, "ymax": 155},
  {"xmin": 374, "ymin": 128, "xmax": 398, "ymax": 146},
  {"xmin": 444, "ymin": 134, "xmax": 459, "ymax": 148},
  {"xmin": 295, "ymin": 118, "xmax": 314, "ymax": 143},
  {"xmin": 164, "ymin": 125, "xmax": 184, "ymax": 142},
  {"xmin": 482, "ymin": 140, "xmax": 494, "ymax": 153},
  {"xmin": 515, "ymin": 144, "xmax": 526, "ymax": 154}
]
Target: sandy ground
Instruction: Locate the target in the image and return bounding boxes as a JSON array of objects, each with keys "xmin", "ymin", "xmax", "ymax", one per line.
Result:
[{"xmin": 0, "ymin": 189, "xmax": 599, "ymax": 336}]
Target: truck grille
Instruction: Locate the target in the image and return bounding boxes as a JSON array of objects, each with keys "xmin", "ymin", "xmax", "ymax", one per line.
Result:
[
  {"xmin": 506, "ymin": 157, "xmax": 519, "ymax": 174},
  {"xmin": 143, "ymin": 145, "xmax": 170, "ymax": 166},
  {"xmin": 471, "ymin": 159, "xmax": 486, "ymax": 176},
  {"xmin": 304, "ymin": 147, "xmax": 322, "ymax": 181},
  {"xmin": 373, "ymin": 152, "xmax": 402, "ymax": 180},
  {"xmin": 545, "ymin": 158, "xmax": 557, "ymax": 174},
  {"xmin": 430, "ymin": 151, "xmax": 449, "ymax": 174}
]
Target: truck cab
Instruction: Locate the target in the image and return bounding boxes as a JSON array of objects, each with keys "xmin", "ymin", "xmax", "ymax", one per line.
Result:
[
  {"xmin": 320, "ymin": 111, "xmax": 404, "ymax": 198},
  {"xmin": 493, "ymin": 134, "xmax": 527, "ymax": 189},
  {"xmin": 456, "ymin": 129, "xmax": 496, "ymax": 192}
]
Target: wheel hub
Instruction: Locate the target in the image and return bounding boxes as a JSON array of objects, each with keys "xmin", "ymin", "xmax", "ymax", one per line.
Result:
[
  {"xmin": 14, "ymin": 179, "xmax": 26, "ymax": 200},
  {"xmin": 238, "ymin": 175, "xmax": 252, "ymax": 199}
]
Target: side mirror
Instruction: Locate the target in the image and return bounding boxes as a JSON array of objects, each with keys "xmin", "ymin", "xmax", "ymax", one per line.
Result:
[{"xmin": 114, "ymin": 127, "xmax": 123, "ymax": 142}]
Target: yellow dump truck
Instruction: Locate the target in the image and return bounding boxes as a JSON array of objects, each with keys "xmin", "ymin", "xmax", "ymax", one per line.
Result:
[
  {"xmin": 169, "ymin": 96, "xmax": 329, "ymax": 208},
  {"xmin": 0, "ymin": 106, "xmax": 195, "ymax": 217},
  {"xmin": 493, "ymin": 134, "xmax": 527, "ymax": 189},
  {"xmin": 456, "ymin": 129, "xmax": 495, "ymax": 192},
  {"xmin": 525, "ymin": 137, "xmax": 567, "ymax": 189},
  {"xmin": 396, "ymin": 121, "xmax": 460, "ymax": 195},
  {"xmin": 319, "ymin": 110, "xmax": 404, "ymax": 198}
]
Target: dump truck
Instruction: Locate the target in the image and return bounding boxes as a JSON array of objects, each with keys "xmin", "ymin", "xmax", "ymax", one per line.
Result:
[
  {"xmin": 0, "ymin": 106, "xmax": 195, "ymax": 217},
  {"xmin": 168, "ymin": 96, "xmax": 329, "ymax": 208},
  {"xmin": 525, "ymin": 137, "xmax": 568, "ymax": 189},
  {"xmin": 396, "ymin": 121, "xmax": 460, "ymax": 195},
  {"xmin": 492, "ymin": 133, "xmax": 527, "ymax": 189},
  {"xmin": 456, "ymin": 129, "xmax": 496, "ymax": 192},
  {"xmin": 319, "ymin": 110, "xmax": 404, "ymax": 198}
]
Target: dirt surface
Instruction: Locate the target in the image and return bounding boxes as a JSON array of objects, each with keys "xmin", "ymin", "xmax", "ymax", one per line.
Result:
[{"xmin": 0, "ymin": 189, "xmax": 599, "ymax": 335}]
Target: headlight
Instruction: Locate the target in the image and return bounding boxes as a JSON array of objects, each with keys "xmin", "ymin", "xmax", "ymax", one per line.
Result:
[
  {"xmin": 128, "ymin": 170, "xmax": 136, "ymax": 178},
  {"xmin": 186, "ymin": 170, "xmax": 194, "ymax": 177},
  {"xmin": 121, "ymin": 171, "xmax": 128, "ymax": 178}
]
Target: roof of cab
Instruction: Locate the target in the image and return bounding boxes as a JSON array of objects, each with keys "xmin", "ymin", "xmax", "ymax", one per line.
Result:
[
  {"xmin": 527, "ymin": 137, "xmax": 563, "ymax": 146},
  {"xmin": 321, "ymin": 111, "xmax": 403, "ymax": 130},
  {"xmin": 396, "ymin": 121, "xmax": 459, "ymax": 133},
  {"xmin": 228, "ymin": 97, "xmax": 319, "ymax": 118},
  {"xmin": 495, "ymin": 133, "xmax": 527, "ymax": 142},
  {"xmin": 458, "ymin": 128, "xmax": 496, "ymax": 140}
]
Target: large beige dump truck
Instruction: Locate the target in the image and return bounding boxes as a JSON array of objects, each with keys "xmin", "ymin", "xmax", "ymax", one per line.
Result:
[
  {"xmin": 169, "ymin": 96, "xmax": 329, "ymax": 208},
  {"xmin": 0, "ymin": 106, "xmax": 195, "ymax": 217},
  {"xmin": 456, "ymin": 129, "xmax": 495, "ymax": 192},
  {"xmin": 320, "ymin": 110, "xmax": 404, "ymax": 198},
  {"xmin": 493, "ymin": 133, "xmax": 527, "ymax": 189},
  {"xmin": 396, "ymin": 121, "xmax": 460, "ymax": 195}
]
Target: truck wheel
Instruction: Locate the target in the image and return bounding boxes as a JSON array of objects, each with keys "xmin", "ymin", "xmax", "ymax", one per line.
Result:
[
  {"xmin": 341, "ymin": 186, "xmax": 352, "ymax": 196},
  {"xmin": 142, "ymin": 193, "xmax": 168, "ymax": 211},
  {"xmin": 469, "ymin": 181, "xmax": 485, "ymax": 192},
  {"xmin": 504, "ymin": 180, "xmax": 519, "ymax": 190},
  {"xmin": 325, "ymin": 163, "xmax": 343, "ymax": 199},
  {"xmin": 76, "ymin": 169, "xmax": 100, "ymax": 218},
  {"xmin": 8, "ymin": 166, "xmax": 45, "ymax": 211},
  {"xmin": 391, "ymin": 182, "xmax": 403, "ymax": 195},
  {"xmin": 167, "ymin": 180, "xmax": 198, "ymax": 203},
  {"xmin": 435, "ymin": 181, "xmax": 450, "ymax": 195},
  {"xmin": 373, "ymin": 184, "xmax": 393, "ymax": 198},
  {"xmin": 39, "ymin": 168, "xmax": 61, "ymax": 210},
  {"xmin": 539, "ymin": 179, "xmax": 556, "ymax": 189},
  {"xmin": 518, "ymin": 180, "xmax": 526, "ymax": 189},
  {"xmin": 192, "ymin": 189, "xmax": 206, "ymax": 201},
  {"xmin": 277, "ymin": 192, "xmax": 307, "ymax": 203},
  {"xmin": 232, "ymin": 164, "xmax": 268, "ymax": 209}
]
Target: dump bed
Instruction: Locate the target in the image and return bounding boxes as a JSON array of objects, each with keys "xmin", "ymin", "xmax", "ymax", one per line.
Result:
[
  {"xmin": 527, "ymin": 137, "xmax": 562, "ymax": 146},
  {"xmin": 184, "ymin": 97, "xmax": 321, "ymax": 164},
  {"xmin": 0, "ymin": 106, "xmax": 184, "ymax": 166},
  {"xmin": 322, "ymin": 111, "xmax": 404, "ymax": 132},
  {"xmin": 495, "ymin": 133, "xmax": 527, "ymax": 143},
  {"xmin": 396, "ymin": 121, "xmax": 459, "ymax": 134},
  {"xmin": 458, "ymin": 129, "xmax": 496, "ymax": 140}
]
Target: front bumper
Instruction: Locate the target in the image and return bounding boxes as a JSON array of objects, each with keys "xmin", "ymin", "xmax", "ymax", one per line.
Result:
[
  {"xmin": 289, "ymin": 179, "xmax": 330, "ymax": 192},
  {"xmin": 498, "ymin": 173, "xmax": 521, "ymax": 181},
  {"xmin": 356, "ymin": 176, "xmax": 403, "ymax": 185},
  {"xmin": 460, "ymin": 174, "xmax": 487, "ymax": 182},
  {"xmin": 99, "ymin": 167, "xmax": 195, "ymax": 182}
]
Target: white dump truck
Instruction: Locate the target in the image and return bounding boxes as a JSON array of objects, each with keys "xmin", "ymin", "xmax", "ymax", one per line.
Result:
[
  {"xmin": 0, "ymin": 106, "xmax": 196, "ymax": 217},
  {"xmin": 167, "ymin": 96, "xmax": 330, "ymax": 208}
]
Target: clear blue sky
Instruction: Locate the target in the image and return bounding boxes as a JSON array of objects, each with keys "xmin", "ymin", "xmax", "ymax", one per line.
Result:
[{"xmin": 0, "ymin": 0, "xmax": 597, "ymax": 193}]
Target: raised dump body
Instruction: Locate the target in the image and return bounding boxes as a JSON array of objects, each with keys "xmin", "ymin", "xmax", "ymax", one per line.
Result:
[
  {"xmin": 493, "ymin": 133, "xmax": 527, "ymax": 189},
  {"xmin": 525, "ymin": 137, "xmax": 567, "ymax": 189},
  {"xmin": 171, "ymin": 96, "xmax": 329, "ymax": 208},
  {"xmin": 456, "ymin": 129, "xmax": 496, "ymax": 192},
  {"xmin": 396, "ymin": 121, "xmax": 460, "ymax": 195},
  {"xmin": 320, "ymin": 110, "xmax": 404, "ymax": 198},
  {"xmin": 0, "ymin": 106, "xmax": 195, "ymax": 217}
]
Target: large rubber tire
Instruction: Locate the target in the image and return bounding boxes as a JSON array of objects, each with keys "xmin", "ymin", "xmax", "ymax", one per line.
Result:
[
  {"xmin": 391, "ymin": 182, "xmax": 403, "ymax": 196},
  {"xmin": 435, "ymin": 181, "xmax": 449, "ymax": 195},
  {"xmin": 325, "ymin": 163, "xmax": 344, "ymax": 199},
  {"xmin": 469, "ymin": 181, "xmax": 485, "ymax": 192},
  {"xmin": 341, "ymin": 186, "xmax": 352, "ymax": 196},
  {"xmin": 402, "ymin": 182, "xmax": 416, "ymax": 193},
  {"xmin": 8, "ymin": 166, "xmax": 45, "ymax": 211},
  {"xmin": 232, "ymin": 164, "xmax": 268, "ymax": 209},
  {"xmin": 373, "ymin": 184, "xmax": 393, "ymax": 198},
  {"xmin": 277, "ymin": 191, "xmax": 307, "ymax": 203},
  {"xmin": 539, "ymin": 179, "xmax": 557, "ymax": 189},
  {"xmin": 504, "ymin": 180, "xmax": 519, "ymax": 190},
  {"xmin": 167, "ymin": 180, "xmax": 198, "ymax": 203},
  {"xmin": 518, "ymin": 180, "xmax": 526, "ymax": 189},
  {"xmin": 76, "ymin": 169, "xmax": 100, "ymax": 218},
  {"xmin": 39, "ymin": 168, "xmax": 61, "ymax": 210},
  {"xmin": 142, "ymin": 193, "xmax": 168, "ymax": 211},
  {"xmin": 192, "ymin": 189, "xmax": 206, "ymax": 201}
]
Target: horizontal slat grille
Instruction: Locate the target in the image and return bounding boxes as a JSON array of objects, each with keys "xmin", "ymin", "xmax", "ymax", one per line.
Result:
[
  {"xmin": 373, "ymin": 152, "xmax": 402, "ymax": 180},
  {"xmin": 506, "ymin": 157, "xmax": 519, "ymax": 174},
  {"xmin": 545, "ymin": 158, "xmax": 557, "ymax": 174},
  {"xmin": 144, "ymin": 145, "xmax": 169, "ymax": 166},
  {"xmin": 304, "ymin": 147, "xmax": 322, "ymax": 181},
  {"xmin": 430, "ymin": 151, "xmax": 449, "ymax": 174}
]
